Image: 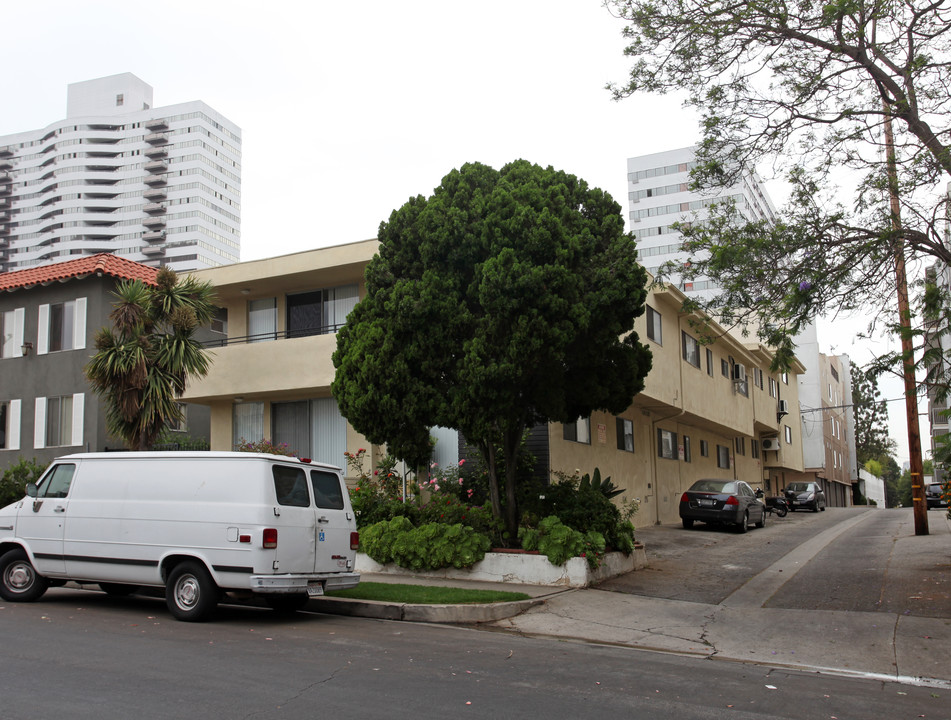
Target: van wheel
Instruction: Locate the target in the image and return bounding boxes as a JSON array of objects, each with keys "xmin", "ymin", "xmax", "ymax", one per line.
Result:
[
  {"xmin": 166, "ymin": 562, "xmax": 218, "ymax": 622},
  {"xmin": 266, "ymin": 594, "xmax": 310, "ymax": 614},
  {"xmin": 100, "ymin": 582, "xmax": 138, "ymax": 597},
  {"xmin": 0, "ymin": 549, "xmax": 49, "ymax": 602}
]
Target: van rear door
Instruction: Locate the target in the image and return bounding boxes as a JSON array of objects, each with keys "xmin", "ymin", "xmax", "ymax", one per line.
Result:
[
  {"xmin": 308, "ymin": 469, "xmax": 354, "ymax": 573},
  {"xmin": 270, "ymin": 465, "xmax": 318, "ymax": 573}
]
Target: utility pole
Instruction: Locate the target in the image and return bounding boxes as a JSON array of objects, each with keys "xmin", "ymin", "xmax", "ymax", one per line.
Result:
[{"xmin": 883, "ymin": 105, "xmax": 929, "ymax": 535}]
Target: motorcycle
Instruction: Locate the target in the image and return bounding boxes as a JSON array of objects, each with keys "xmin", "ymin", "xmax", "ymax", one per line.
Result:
[{"xmin": 755, "ymin": 489, "xmax": 789, "ymax": 517}]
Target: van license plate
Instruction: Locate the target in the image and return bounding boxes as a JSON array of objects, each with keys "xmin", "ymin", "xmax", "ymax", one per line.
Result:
[{"xmin": 306, "ymin": 583, "xmax": 325, "ymax": 597}]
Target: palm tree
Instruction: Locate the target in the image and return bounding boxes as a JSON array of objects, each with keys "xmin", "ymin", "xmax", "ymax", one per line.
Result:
[{"xmin": 85, "ymin": 267, "xmax": 218, "ymax": 451}]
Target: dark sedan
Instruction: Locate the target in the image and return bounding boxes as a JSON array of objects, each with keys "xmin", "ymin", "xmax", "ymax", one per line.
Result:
[
  {"xmin": 926, "ymin": 482, "xmax": 949, "ymax": 509},
  {"xmin": 679, "ymin": 479, "xmax": 767, "ymax": 532},
  {"xmin": 784, "ymin": 481, "xmax": 826, "ymax": 512}
]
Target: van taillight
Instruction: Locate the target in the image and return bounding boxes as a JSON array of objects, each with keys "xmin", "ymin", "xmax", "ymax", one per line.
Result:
[
  {"xmin": 263, "ymin": 528, "xmax": 278, "ymax": 549},
  {"xmin": 350, "ymin": 531, "xmax": 359, "ymax": 550}
]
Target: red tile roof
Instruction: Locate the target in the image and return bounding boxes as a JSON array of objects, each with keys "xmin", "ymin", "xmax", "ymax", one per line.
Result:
[{"xmin": 0, "ymin": 254, "xmax": 160, "ymax": 292}]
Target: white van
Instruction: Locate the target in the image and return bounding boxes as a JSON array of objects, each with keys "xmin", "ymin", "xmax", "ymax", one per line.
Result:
[{"xmin": 0, "ymin": 451, "xmax": 360, "ymax": 621}]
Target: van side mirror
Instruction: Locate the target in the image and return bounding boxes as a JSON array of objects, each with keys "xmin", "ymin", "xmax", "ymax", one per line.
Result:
[{"xmin": 26, "ymin": 483, "xmax": 38, "ymax": 498}]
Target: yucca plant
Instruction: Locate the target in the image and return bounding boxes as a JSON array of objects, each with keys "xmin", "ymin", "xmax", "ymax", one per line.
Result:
[{"xmin": 85, "ymin": 268, "xmax": 218, "ymax": 451}]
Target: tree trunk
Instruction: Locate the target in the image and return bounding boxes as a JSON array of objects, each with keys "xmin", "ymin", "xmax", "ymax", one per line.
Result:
[
  {"xmin": 502, "ymin": 428, "xmax": 520, "ymax": 546},
  {"xmin": 484, "ymin": 440, "xmax": 503, "ymax": 528}
]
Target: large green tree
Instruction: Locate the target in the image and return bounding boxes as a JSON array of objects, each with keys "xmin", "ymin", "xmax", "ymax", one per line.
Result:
[
  {"xmin": 332, "ymin": 160, "xmax": 653, "ymax": 542},
  {"xmin": 85, "ymin": 268, "xmax": 218, "ymax": 451},
  {"xmin": 850, "ymin": 360, "xmax": 895, "ymax": 466},
  {"xmin": 606, "ymin": 0, "xmax": 951, "ymax": 370}
]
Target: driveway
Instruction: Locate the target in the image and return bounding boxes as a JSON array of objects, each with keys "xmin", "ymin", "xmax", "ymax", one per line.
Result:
[{"xmin": 598, "ymin": 507, "xmax": 951, "ymax": 618}]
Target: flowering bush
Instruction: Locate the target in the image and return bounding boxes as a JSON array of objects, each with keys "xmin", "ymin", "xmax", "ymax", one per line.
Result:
[
  {"xmin": 345, "ymin": 448, "xmax": 419, "ymax": 529},
  {"xmin": 236, "ymin": 438, "xmax": 296, "ymax": 456}
]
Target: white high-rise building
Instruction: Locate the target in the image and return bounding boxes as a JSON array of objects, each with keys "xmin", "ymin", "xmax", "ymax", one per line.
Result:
[
  {"xmin": 0, "ymin": 73, "xmax": 241, "ymax": 273},
  {"xmin": 626, "ymin": 146, "xmax": 776, "ymax": 299}
]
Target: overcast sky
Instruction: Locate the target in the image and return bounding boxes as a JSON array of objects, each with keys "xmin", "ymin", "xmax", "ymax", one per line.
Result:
[{"xmin": 1, "ymin": 0, "xmax": 923, "ymax": 466}]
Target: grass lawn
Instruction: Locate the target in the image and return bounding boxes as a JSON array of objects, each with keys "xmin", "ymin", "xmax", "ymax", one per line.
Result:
[{"xmin": 325, "ymin": 581, "xmax": 531, "ymax": 605}]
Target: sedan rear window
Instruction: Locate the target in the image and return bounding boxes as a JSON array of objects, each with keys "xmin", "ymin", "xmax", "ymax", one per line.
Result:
[{"xmin": 688, "ymin": 480, "xmax": 737, "ymax": 494}]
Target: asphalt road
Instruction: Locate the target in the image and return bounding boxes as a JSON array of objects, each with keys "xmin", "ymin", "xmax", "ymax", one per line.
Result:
[
  {"xmin": 0, "ymin": 588, "xmax": 944, "ymax": 720},
  {"xmin": 597, "ymin": 507, "xmax": 951, "ymax": 617}
]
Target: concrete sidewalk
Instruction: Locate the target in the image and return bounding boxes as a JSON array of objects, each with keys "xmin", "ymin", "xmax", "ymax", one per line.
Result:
[{"xmin": 312, "ymin": 510, "xmax": 951, "ymax": 687}]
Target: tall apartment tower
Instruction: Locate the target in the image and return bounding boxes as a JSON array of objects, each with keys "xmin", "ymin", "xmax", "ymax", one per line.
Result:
[
  {"xmin": 0, "ymin": 73, "xmax": 241, "ymax": 273},
  {"xmin": 626, "ymin": 146, "xmax": 776, "ymax": 299}
]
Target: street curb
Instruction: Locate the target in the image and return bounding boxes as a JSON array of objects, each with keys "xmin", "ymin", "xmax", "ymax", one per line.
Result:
[{"xmin": 307, "ymin": 595, "xmax": 547, "ymax": 623}]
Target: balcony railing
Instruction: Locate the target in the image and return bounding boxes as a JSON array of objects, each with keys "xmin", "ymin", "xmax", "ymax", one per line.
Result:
[{"xmin": 202, "ymin": 323, "xmax": 345, "ymax": 348}]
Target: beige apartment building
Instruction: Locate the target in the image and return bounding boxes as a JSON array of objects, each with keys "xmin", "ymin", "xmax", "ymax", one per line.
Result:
[{"xmin": 182, "ymin": 241, "xmax": 805, "ymax": 526}]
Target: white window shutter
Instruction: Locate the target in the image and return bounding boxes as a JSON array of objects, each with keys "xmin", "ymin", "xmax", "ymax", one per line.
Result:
[
  {"xmin": 37, "ymin": 305, "xmax": 49, "ymax": 355},
  {"xmin": 34, "ymin": 397, "xmax": 46, "ymax": 449},
  {"xmin": 71, "ymin": 393, "xmax": 84, "ymax": 446},
  {"xmin": 74, "ymin": 297, "xmax": 87, "ymax": 350},
  {"xmin": 8, "ymin": 399, "xmax": 20, "ymax": 451},
  {"xmin": 13, "ymin": 308, "xmax": 25, "ymax": 351}
]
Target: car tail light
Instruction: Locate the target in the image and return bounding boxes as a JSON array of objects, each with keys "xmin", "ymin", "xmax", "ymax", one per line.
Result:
[
  {"xmin": 725, "ymin": 496, "xmax": 739, "ymax": 506},
  {"xmin": 263, "ymin": 528, "xmax": 278, "ymax": 549},
  {"xmin": 350, "ymin": 531, "xmax": 359, "ymax": 551},
  {"xmin": 680, "ymin": 493, "xmax": 689, "ymax": 503}
]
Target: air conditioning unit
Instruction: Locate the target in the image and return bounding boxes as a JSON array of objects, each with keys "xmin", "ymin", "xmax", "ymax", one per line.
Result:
[
  {"xmin": 761, "ymin": 437, "xmax": 781, "ymax": 452},
  {"xmin": 778, "ymin": 399, "xmax": 789, "ymax": 415},
  {"xmin": 732, "ymin": 364, "xmax": 747, "ymax": 382}
]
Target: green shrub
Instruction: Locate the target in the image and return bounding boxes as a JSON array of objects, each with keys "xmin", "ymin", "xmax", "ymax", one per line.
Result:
[
  {"xmin": 360, "ymin": 517, "xmax": 491, "ymax": 571},
  {"xmin": 521, "ymin": 469, "xmax": 638, "ymax": 553},
  {"xmin": 0, "ymin": 458, "xmax": 48, "ymax": 508},
  {"xmin": 519, "ymin": 516, "xmax": 607, "ymax": 569}
]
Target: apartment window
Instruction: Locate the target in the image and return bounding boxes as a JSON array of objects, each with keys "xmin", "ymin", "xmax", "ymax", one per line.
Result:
[
  {"xmin": 785, "ymin": 425, "xmax": 793, "ymax": 444},
  {"xmin": 1, "ymin": 308, "xmax": 25, "ymax": 359},
  {"xmin": 768, "ymin": 377, "xmax": 777, "ymax": 398},
  {"xmin": 721, "ymin": 359, "xmax": 730, "ymax": 378},
  {"xmin": 657, "ymin": 428, "xmax": 678, "ymax": 459},
  {"xmin": 564, "ymin": 417, "xmax": 591, "ymax": 444},
  {"xmin": 683, "ymin": 435, "xmax": 691, "ymax": 462},
  {"xmin": 706, "ymin": 348, "xmax": 714, "ymax": 376},
  {"xmin": 700, "ymin": 439, "xmax": 709, "ymax": 457},
  {"xmin": 49, "ymin": 301, "xmax": 75, "ymax": 352},
  {"xmin": 248, "ymin": 298, "xmax": 277, "ymax": 342},
  {"xmin": 754, "ymin": 368, "xmax": 764, "ymax": 390},
  {"xmin": 45, "ymin": 396, "xmax": 73, "ymax": 447},
  {"xmin": 287, "ymin": 284, "xmax": 358, "ymax": 338},
  {"xmin": 167, "ymin": 403, "xmax": 187, "ymax": 433},
  {"xmin": 646, "ymin": 305, "xmax": 662, "ymax": 345},
  {"xmin": 211, "ymin": 307, "xmax": 228, "ymax": 335},
  {"xmin": 616, "ymin": 417, "xmax": 634, "ymax": 452},
  {"xmin": 782, "ymin": 372, "xmax": 789, "ymax": 384},
  {"xmin": 682, "ymin": 331, "xmax": 700, "ymax": 368},
  {"xmin": 717, "ymin": 444, "xmax": 731, "ymax": 469},
  {"xmin": 751, "ymin": 439, "xmax": 760, "ymax": 459},
  {"xmin": 233, "ymin": 401, "xmax": 265, "ymax": 448},
  {"xmin": 735, "ymin": 437, "xmax": 746, "ymax": 456},
  {"xmin": 116, "ymin": 93, "xmax": 124, "ymax": 107},
  {"xmin": 830, "ymin": 366, "xmax": 839, "ymax": 382},
  {"xmin": 272, "ymin": 397, "xmax": 347, "ymax": 466}
]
